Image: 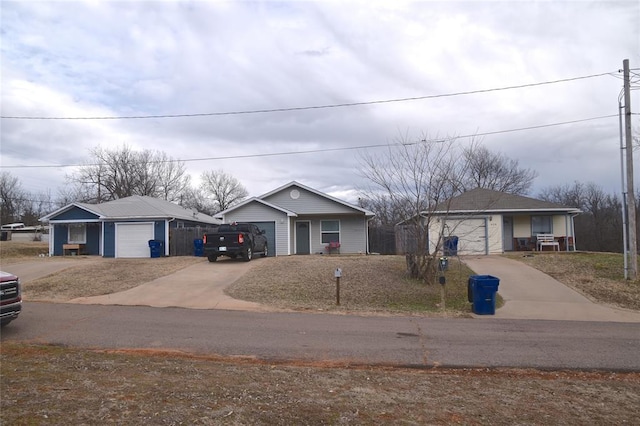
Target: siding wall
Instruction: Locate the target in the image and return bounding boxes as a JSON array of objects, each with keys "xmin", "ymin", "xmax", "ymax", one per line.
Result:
[
  {"xmin": 487, "ymin": 215, "xmax": 502, "ymax": 254},
  {"xmin": 513, "ymin": 215, "xmax": 531, "ymax": 238},
  {"xmin": 263, "ymin": 186, "xmax": 356, "ymax": 215},
  {"xmin": 103, "ymin": 222, "xmax": 116, "ymax": 257},
  {"xmin": 292, "ymin": 215, "xmax": 368, "ymax": 254},
  {"xmin": 552, "ymin": 216, "xmax": 568, "ymax": 235},
  {"xmin": 51, "ymin": 206, "xmax": 99, "ymax": 221},
  {"xmin": 52, "ymin": 223, "xmax": 101, "ymax": 256},
  {"xmin": 513, "ymin": 214, "xmax": 570, "ymax": 237},
  {"xmin": 222, "ymin": 202, "xmax": 290, "ymax": 256}
]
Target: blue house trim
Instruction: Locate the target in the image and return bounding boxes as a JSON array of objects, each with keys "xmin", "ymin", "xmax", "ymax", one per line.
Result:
[
  {"xmin": 42, "ymin": 196, "xmax": 221, "ymax": 258},
  {"xmin": 52, "ymin": 206, "xmax": 100, "ymax": 221}
]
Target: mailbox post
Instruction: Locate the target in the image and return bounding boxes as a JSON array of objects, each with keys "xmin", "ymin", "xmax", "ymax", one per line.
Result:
[{"xmin": 335, "ymin": 268, "xmax": 342, "ymax": 305}]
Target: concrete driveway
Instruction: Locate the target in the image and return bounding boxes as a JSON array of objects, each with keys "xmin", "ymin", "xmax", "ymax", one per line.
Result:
[
  {"xmin": 3, "ymin": 257, "xmax": 266, "ymax": 311},
  {"xmin": 463, "ymin": 255, "xmax": 640, "ymax": 322},
  {"xmin": 69, "ymin": 259, "xmax": 267, "ymax": 311}
]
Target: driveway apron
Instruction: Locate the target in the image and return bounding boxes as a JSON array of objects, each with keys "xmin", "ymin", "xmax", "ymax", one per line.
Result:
[
  {"xmin": 463, "ymin": 255, "xmax": 640, "ymax": 322},
  {"xmin": 69, "ymin": 260, "xmax": 266, "ymax": 311}
]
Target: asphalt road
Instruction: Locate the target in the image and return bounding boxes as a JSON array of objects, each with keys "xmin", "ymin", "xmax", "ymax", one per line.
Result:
[{"xmin": 3, "ymin": 302, "xmax": 639, "ymax": 371}]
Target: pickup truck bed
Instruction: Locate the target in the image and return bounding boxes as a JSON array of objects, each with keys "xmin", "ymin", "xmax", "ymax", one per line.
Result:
[{"xmin": 203, "ymin": 223, "xmax": 268, "ymax": 262}]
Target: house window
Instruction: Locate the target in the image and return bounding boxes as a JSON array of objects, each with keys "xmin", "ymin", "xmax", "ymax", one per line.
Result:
[
  {"xmin": 68, "ymin": 224, "xmax": 87, "ymax": 244},
  {"xmin": 321, "ymin": 220, "xmax": 340, "ymax": 243},
  {"xmin": 531, "ymin": 216, "xmax": 552, "ymax": 234}
]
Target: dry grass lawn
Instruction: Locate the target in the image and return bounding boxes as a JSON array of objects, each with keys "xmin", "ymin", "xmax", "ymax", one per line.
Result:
[
  {"xmin": 24, "ymin": 257, "xmax": 204, "ymax": 301},
  {"xmin": 227, "ymin": 255, "xmax": 474, "ymax": 315},
  {"xmin": 2, "ymin": 342, "xmax": 639, "ymax": 425},
  {"xmin": 0, "ymin": 240, "xmax": 50, "ymax": 259}
]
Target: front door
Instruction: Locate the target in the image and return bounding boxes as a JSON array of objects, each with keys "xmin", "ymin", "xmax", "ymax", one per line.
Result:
[
  {"xmin": 503, "ymin": 216, "xmax": 513, "ymax": 251},
  {"xmin": 295, "ymin": 221, "xmax": 311, "ymax": 254}
]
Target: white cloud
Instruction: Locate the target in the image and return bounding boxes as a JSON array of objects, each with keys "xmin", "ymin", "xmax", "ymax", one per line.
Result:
[{"xmin": 1, "ymin": 0, "xmax": 638, "ymax": 202}]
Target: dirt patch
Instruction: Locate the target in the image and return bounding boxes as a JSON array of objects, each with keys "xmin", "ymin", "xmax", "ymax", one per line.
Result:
[{"xmin": 2, "ymin": 342, "xmax": 638, "ymax": 425}]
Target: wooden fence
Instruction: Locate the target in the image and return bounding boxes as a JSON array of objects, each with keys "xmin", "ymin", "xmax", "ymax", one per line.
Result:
[
  {"xmin": 169, "ymin": 227, "xmax": 219, "ymax": 256},
  {"xmin": 368, "ymin": 225, "xmax": 396, "ymax": 255}
]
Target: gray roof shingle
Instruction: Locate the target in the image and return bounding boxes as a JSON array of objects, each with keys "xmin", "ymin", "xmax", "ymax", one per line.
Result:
[
  {"xmin": 46, "ymin": 195, "xmax": 220, "ymax": 224},
  {"xmin": 433, "ymin": 188, "xmax": 580, "ymax": 213}
]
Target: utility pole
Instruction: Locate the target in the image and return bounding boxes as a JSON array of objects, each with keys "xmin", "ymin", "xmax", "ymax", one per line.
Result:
[{"xmin": 623, "ymin": 59, "xmax": 638, "ymax": 280}]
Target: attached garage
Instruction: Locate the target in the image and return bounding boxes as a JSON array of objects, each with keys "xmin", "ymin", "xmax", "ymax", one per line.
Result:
[
  {"xmin": 249, "ymin": 221, "xmax": 276, "ymax": 256},
  {"xmin": 430, "ymin": 217, "xmax": 488, "ymax": 255},
  {"xmin": 116, "ymin": 222, "xmax": 155, "ymax": 258}
]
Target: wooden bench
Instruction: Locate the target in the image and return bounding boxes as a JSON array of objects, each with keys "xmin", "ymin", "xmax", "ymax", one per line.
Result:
[
  {"xmin": 63, "ymin": 243, "xmax": 85, "ymax": 256},
  {"xmin": 536, "ymin": 234, "xmax": 559, "ymax": 251},
  {"xmin": 325, "ymin": 241, "xmax": 341, "ymax": 254}
]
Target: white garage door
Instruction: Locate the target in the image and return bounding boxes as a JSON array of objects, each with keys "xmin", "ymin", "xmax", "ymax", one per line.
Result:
[
  {"xmin": 445, "ymin": 218, "xmax": 487, "ymax": 255},
  {"xmin": 116, "ymin": 222, "xmax": 155, "ymax": 258}
]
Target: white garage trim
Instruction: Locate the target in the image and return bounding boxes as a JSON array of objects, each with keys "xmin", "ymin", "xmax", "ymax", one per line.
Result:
[{"xmin": 115, "ymin": 222, "xmax": 155, "ymax": 258}]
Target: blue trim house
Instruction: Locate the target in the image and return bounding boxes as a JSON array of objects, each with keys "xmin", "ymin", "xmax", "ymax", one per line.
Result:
[{"xmin": 40, "ymin": 196, "xmax": 221, "ymax": 258}]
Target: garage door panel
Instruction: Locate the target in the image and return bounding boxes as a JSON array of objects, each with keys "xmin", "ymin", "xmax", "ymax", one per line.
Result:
[
  {"xmin": 249, "ymin": 221, "xmax": 276, "ymax": 256},
  {"xmin": 445, "ymin": 219, "xmax": 486, "ymax": 255},
  {"xmin": 116, "ymin": 223, "xmax": 155, "ymax": 258}
]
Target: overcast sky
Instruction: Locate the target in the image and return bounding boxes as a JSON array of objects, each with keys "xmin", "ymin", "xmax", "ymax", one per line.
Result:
[{"xmin": 1, "ymin": 0, "xmax": 639, "ymax": 205}]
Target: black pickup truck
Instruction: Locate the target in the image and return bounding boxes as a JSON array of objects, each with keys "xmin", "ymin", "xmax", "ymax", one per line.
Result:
[{"xmin": 203, "ymin": 223, "xmax": 268, "ymax": 262}]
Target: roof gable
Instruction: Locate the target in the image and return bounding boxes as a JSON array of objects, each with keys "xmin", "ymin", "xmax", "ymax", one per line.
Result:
[
  {"xmin": 215, "ymin": 197, "xmax": 297, "ymax": 219},
  {"xmin": 41, "ymin": 204, "xmax": 102, "ymax": 221},
  {"xmin": 433, "ymin": 188, "xmax": 580, "ymax": 213},
  {"xmin": 42, "ymin": 196, "xmax": 220, "ymax": 224},
  {"xmin": 259, "ymin": 181, "xmax": 374, "ymax": 216}
]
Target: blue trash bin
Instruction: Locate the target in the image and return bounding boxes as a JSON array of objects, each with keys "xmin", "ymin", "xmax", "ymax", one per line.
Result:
[
  {"xmin": 148, "ymin": 240, "xmax": 163, "ymax": 258},
  {"xmin": 194, "ymin": 239, "xmax": 204, "ymax": 257},
  {"xmin": 443, "ymin": 236, "xmax": 459, "ymax": 256},
  {"xmin": 467, "ymin": 277, "xmax": 474, "ymax": 303},
  {"xmin": 469, "ymin": 275, "xmax": 499, "ymax": 315}
]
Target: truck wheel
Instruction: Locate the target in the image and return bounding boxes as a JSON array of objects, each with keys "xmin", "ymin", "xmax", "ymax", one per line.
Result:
[
  {"xmin": 262, "ymin": 244, "xmax": 268, "ymax": 258},
  {"xmin": 208, "ymin": 254, "xmax": 218, "ymax": 262},
  {"xmin": 244, "ymin": 247, "xmax": 253, "ymax": 262}
]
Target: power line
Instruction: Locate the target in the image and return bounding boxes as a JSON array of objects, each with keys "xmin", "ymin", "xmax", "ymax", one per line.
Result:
[
  {"xmin": 0, "ymin": 114, "xmax": 618, "ymax": 169},
  {"xmin": 0, "ymin": 72, "xmax": 617, "ymax": 120}
]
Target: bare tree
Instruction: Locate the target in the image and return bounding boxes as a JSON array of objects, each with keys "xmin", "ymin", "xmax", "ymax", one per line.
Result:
[
  {"xmin": 358, "ymin": 194, "xmax": 414, "ymax": 227},
  {"xmin": 199, "ymin": 170, "xmax": 248, "ymax": 213},
  {"xmin": 359, "ymin": 135, "xmax": 463, "ymax": 283},
  {"xmin": 21, "ymin": 189, "xmax": 54, "ymax": 226},
  {"xmin": 178, "ymin": 186, "xmax": 217, "ymax": 216},
  {"xmin": 0, "ymin": 172, "xmax": 53, "ymax": 226},
  {"xmin": 154, "ymin": 153, "xmax": 192, "ymax": 202},
  {"xmin": 0, "ymin": 172, "xmax": 28, "ymax": 224},
  {"xmin": 538, "ymin": 181, "xmax": 624, "ymax": 252},
  {"xmin": 66, "ymin": 145, "xmax": 191, "ymax": 203},
  {"xmin": 458, "ymin": 139, "xmax": 538, "ymax": 195}
]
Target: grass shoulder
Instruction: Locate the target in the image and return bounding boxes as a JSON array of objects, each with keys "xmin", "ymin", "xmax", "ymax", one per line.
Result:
[{"xmin": 503, "ymin": 252, "xmax": 640, "ymax": 311}]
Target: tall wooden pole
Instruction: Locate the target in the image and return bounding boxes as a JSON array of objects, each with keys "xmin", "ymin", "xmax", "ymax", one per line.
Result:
[{"xmin": 623, "ymin": 59, "xmax": 638, "ymax": 280}]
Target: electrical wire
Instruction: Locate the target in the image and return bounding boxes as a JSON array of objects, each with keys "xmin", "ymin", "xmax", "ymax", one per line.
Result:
[
  {"xmin": 0, "ymin": 72, "xmax": 617, "ymax": 120},
  {"xmin": 0, "ymin": 114, "xmax": 619, "ymax": 169}
]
